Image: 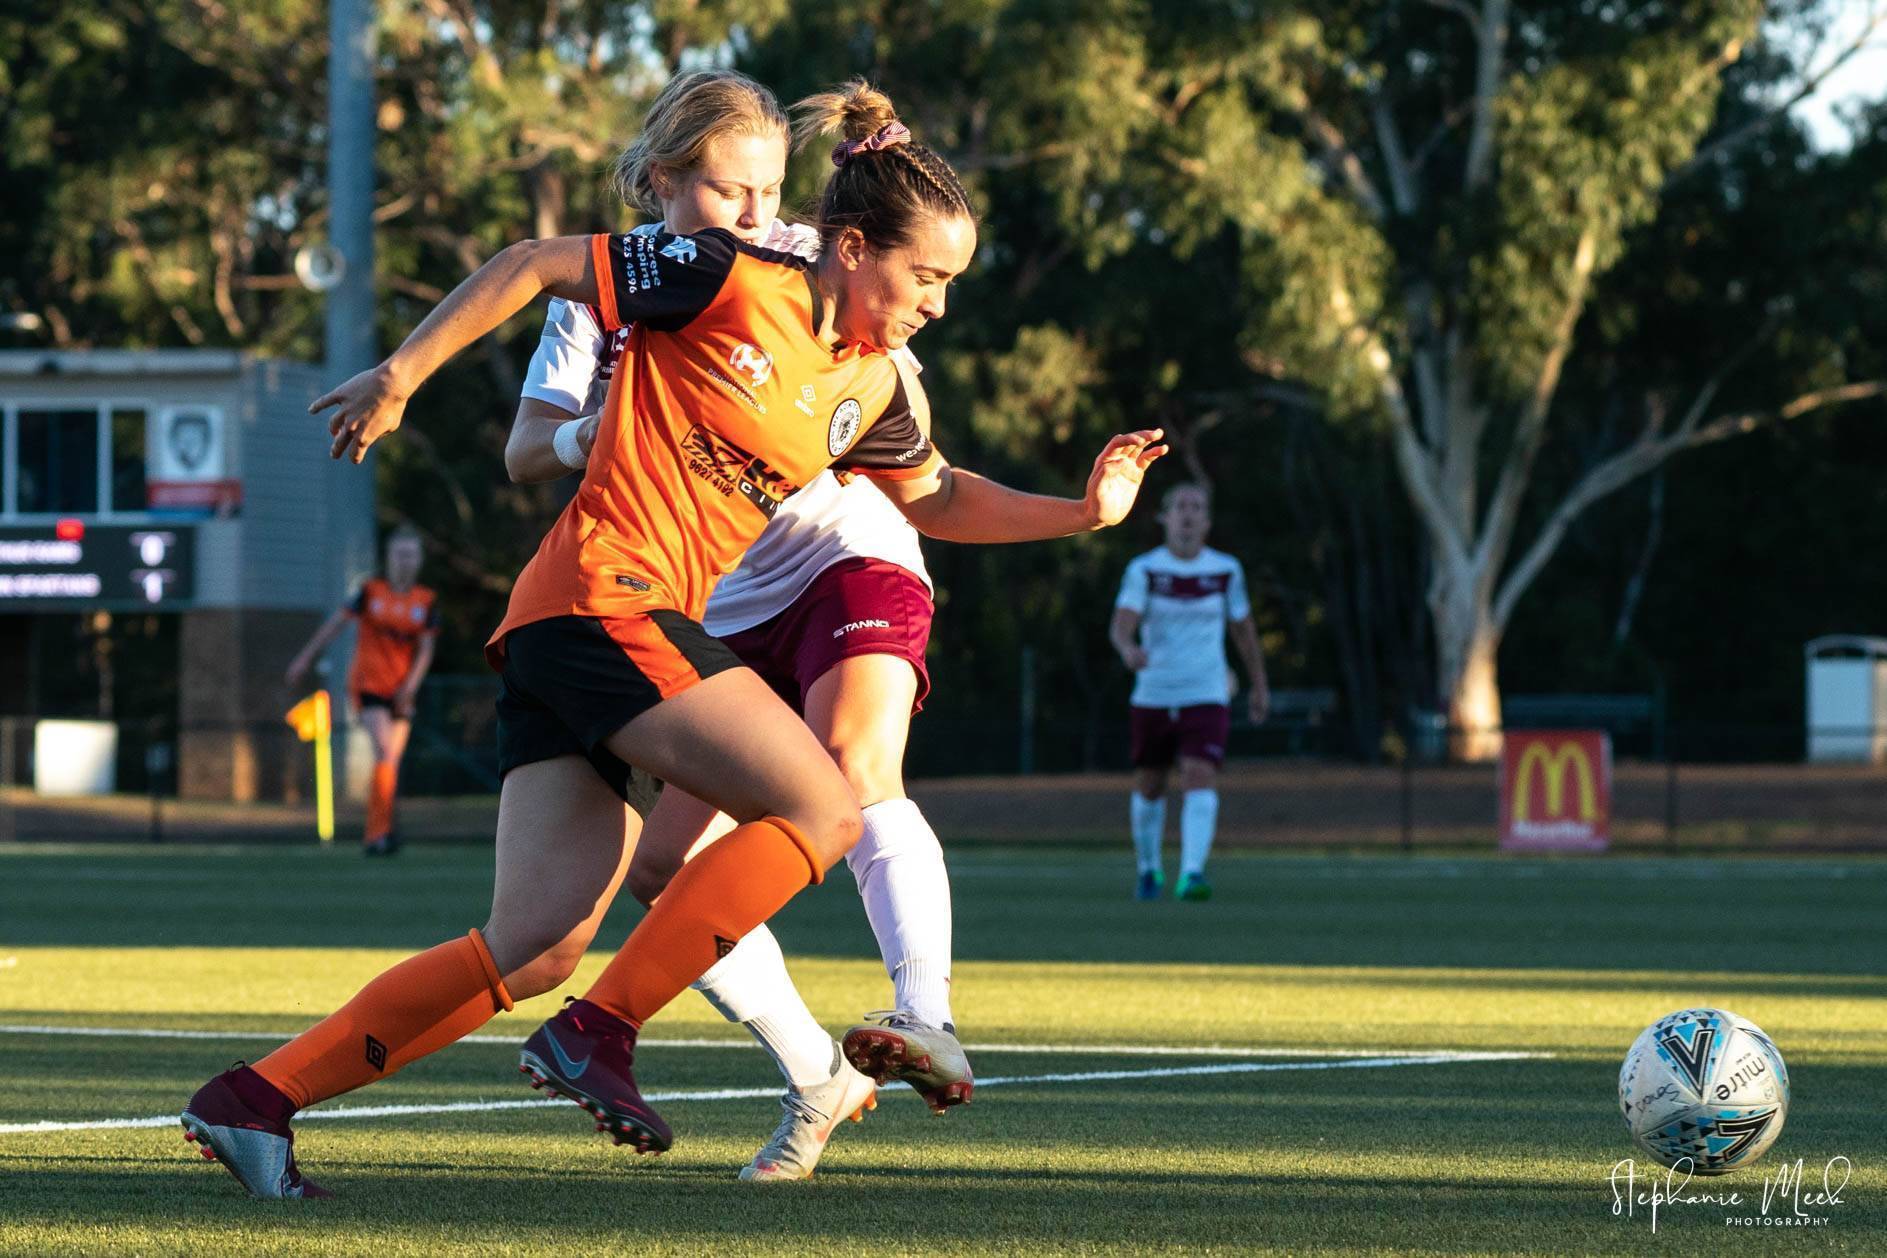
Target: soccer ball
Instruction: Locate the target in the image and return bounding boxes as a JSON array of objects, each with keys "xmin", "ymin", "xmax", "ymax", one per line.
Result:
[{"xmin": 1618, "ymin": 1007, "xmax": 1790, "ymax": 1174}]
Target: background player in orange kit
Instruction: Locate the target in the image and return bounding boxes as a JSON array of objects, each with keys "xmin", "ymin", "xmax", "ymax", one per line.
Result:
[
  {"xmin": 179, "ymin": 83, "xmax": 1166, "ymax": 1198},
  {"xmin": 284, "ymin": 525, "xmax": 437, "ymax": 855}
]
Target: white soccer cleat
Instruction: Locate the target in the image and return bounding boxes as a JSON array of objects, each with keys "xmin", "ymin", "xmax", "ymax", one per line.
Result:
[
  {"xmin": 738, "ymin": 1054, "xmax": 879, "ymax": 1182},
  {"xmin": 842, "ymin": 1011, "xmax": 974, "ymax": 1113}
]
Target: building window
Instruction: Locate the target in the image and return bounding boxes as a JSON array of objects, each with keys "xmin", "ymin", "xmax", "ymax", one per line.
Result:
[
  {"xmin": 17, "ymin": 408, "xmax": 100, "ymax": 514},
  {"xmin": 111, "ymin": 408, "xmax": 147, "ymax": 513}
]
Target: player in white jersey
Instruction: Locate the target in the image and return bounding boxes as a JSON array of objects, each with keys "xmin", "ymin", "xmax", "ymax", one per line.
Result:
[
  {"xmin": 1110, "ymin": 483, "xmax": 1270, "ymax": 901},
  {"xmin": 508, "ymin": 72, "xmax": 970, "ymax": 1181}
]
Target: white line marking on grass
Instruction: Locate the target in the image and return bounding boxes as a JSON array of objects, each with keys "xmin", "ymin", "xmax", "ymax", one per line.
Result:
[
  {"xmin": 0, "ymin": 1024, "xmax": 1530, "ymax": 1060},
  {"xmin": 0, "ymin": 1051, "xmax": 1547, "ymax": 1135}
]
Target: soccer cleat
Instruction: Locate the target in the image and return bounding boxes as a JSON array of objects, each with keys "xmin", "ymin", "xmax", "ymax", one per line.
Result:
[
  {"xmin": 179, "ymin": 1066, "xmax": 330, "ymax": 1199},
  {"xmin": 842, "ymin": 1011, "xmax": 973, "ymax": 1113},
  {"xmin": 518, "ymin": 998, "xmax": 672, "ymax": 1153},
  {"xmin": 738, "ymin": 1054, "xmax": 879, "ymax": 1182},
  {"xmin": 1176, "ymin": 872, "xmax": 1212, "ymax": 902},
  {"xmin": 362, "ymin": 838, "xmax": 390, "ymax": 857},
  {"xmin": 1135, "ymin": 870, "xmax": 1164, "ymax": 901}
]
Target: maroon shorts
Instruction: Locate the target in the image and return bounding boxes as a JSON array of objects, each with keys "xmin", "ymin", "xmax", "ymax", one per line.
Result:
[
  {"xmin": 720, "ymin": 557, "xmax": 933, "ymax": 715},
  {"xmin": 1130, "ymin": 703, "xmax": 1231, "ymax": 768}
]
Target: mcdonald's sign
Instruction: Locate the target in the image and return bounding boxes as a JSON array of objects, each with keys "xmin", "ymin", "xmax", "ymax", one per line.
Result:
[{"xmin": 1499, "ymin": 730, "xmax": 1611, "ymax": 851}]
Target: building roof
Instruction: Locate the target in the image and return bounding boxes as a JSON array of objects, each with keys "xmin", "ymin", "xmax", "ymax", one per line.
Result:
[{"xmin": 0, "ymin": 349, "xmax": 254, "ymax": 377}]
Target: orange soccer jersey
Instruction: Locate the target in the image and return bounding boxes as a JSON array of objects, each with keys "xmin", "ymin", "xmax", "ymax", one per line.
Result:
[
  {"xmin": 348, "ymin": 578, "xmax": 438, "ymax": 699},
  {"xmin": 487, "ymin": 228, "xmax": 939, "ymax": 666}
]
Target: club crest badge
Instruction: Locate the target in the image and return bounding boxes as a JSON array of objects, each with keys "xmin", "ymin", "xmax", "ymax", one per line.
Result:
[{"xmin": 827, "ymin": 398, "xmax": 863, "ymax": 457}]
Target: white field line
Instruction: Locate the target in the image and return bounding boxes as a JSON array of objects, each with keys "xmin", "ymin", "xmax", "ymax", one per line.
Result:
[
  {"xmin": 0, "ymin": 1051, "xmax": 1545, "ymax": 1135},
  {"xmin": 0, "ymin": 1024, "xmax": 1520, "ymax": 1060}
]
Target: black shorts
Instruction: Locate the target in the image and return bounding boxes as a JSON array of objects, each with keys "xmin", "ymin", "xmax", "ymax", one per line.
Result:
[
  {"xmin": 356, "ymin": 692, "xmax": 396, "ymax": 712},
  {"xmin": 494, "ymin": 612, "xmax": 744, "ymax": 818}
]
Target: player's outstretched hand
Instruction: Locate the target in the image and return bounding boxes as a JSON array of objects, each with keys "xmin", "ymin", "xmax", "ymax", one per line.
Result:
[
  {"xmin": 312, "ymin": 364, "xmax": 411, "ymax": 465},
  {"xmin": 1084, "ymin": 429, "xmax": 1168, "ymax": 528}
]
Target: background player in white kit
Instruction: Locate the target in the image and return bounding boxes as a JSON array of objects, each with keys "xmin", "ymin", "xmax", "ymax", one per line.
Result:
[
  {"xmin": 509, "ymin": 73, "xmax": 970, "ymax": 1180},
  {"xmin": 1110, "ymin": 483, "xmax": 1269, "ymax": 901}
]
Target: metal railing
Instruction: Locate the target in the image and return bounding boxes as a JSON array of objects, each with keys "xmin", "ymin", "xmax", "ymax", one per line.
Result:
[{"xmin": 3, "ymin": 709, "xmax": 1884, "ymax": 852}]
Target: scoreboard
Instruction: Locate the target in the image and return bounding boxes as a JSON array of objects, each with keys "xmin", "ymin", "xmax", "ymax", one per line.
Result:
[{"xmin": 0, "ymin": 522, "xmax": 196, "ymax": 609}]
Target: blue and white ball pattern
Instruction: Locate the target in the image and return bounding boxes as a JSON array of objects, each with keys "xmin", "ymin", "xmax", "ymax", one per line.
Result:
[{"xmin": 1619, "ymin": 1007, "xmax": 1789, "ymax": 1174}]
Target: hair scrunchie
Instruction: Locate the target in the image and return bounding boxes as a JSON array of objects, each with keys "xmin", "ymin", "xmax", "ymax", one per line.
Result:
[{"xmin": 831, "ymin": 121, "xmax": 912, "ymax": 167}]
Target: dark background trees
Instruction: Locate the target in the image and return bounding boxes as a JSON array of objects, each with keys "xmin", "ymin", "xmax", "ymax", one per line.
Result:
[{"xmin": 4, "ymin": 0, "xmax": 1883, "ymax": 767}]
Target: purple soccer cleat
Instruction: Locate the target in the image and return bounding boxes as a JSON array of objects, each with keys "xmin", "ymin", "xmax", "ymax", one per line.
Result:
[
  {"xmin": 179, "ymin": 1066, "xmax": 330, "ymax": 1199},
  {"xmin": 518, "ymin": 998, "xmax": 673, "ymax": 1153}
]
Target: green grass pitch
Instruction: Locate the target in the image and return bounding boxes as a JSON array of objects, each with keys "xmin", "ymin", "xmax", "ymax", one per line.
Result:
[{"xmin": 0, "ymin": 841, "xmax": 1882, "ymax": 1255}]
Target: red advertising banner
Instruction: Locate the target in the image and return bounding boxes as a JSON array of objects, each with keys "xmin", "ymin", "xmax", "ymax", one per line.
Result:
[
  {"xmin": 148, "ymin": 479, "xmax": 243, "ymax": 515},
  {"xmin": 1499, "ymin": 729, "xmax": 1611, "ymax": 852}
]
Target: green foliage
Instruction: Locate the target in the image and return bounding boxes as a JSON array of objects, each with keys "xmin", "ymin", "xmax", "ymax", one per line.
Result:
[
  {"xmin": 1475, "ymin": 2, "xmax": 1762, "ymax": 398},
  {"xmin": 4, "ymin": 0, "xmax": 1883, "ymax": 748}
]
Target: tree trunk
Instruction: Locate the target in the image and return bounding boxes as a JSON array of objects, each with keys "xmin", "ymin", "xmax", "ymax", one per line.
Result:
[{"xmin": 1433, "ymin": 583, "xmax": 1503, "ymax": 761}]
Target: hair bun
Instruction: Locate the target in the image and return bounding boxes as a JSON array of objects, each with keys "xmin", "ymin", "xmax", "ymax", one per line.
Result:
[{"xmin": 792, "ymin": 77, "xmax": 900, "ymax": 150}]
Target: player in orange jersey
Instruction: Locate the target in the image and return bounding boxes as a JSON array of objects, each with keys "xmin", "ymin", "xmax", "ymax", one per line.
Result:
[
  {"xmin": 284, "ymin": 525, "xmax": 437, "ymax": 856},
  {"xmin": 180, "ymin": 82, "xmax": 1164, "ymax": 1196}
]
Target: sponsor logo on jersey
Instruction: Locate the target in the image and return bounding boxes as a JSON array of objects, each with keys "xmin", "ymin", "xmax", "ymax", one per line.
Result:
[
  {"xmin": 729, "ymin": 342, "xmax": 774, "ymax": 388},
  {"xmin": 1149, "ymin": 572, "xmax": 1231, "ymax": 599},
  {"xmin": 795, "ymin": 384, "xmax": 818, "ymax": 417},
  {"xmin": 659, "ymin": 236, "xmax": 698, "ymax": 264},
  {"xmin": 705, "ymin": 366, "xmax": 766, "ymax": 415},
  {"xmin": 832, "ymin": 618, "xmax": 892, "ymax": 639},
  {"xmin": 615, "ymin": 234, "xmax": 665, "ymax": 295},
  {"xmin": 827, "ymin": 398, "xmax": 863, "ymax": 456},
  {"xmin": 680, "ymin": 425, "xmax": 798, "ymax": 519}
]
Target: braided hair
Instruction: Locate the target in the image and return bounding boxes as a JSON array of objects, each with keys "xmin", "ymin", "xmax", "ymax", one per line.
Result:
[{"xmin": 791, "ymin": 79, "xmax": 975, "ymax": 250}]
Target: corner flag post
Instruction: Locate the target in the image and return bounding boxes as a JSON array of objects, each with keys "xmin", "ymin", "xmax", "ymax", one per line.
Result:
[{"xmin": 286, "ymin": 691, "xmax": 336, "ymax": 843}]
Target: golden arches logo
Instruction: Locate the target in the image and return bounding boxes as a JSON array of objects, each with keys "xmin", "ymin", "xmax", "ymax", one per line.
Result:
[{"xmin": 1512, "ymin": 742, "xmax": 1597, "ymax": 822}]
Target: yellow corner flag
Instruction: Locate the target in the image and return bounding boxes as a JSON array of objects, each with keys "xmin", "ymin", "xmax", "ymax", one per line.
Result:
[{"xmin": 285, "ymin": 690, "xmax": 336, "ymax": 843}]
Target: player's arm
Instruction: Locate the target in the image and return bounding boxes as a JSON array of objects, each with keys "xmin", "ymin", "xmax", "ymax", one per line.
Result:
[
  {"xmin": 285, "ymin": 606, "xmax": 352, "ymax": 689},
  {"xmin": 1111, "ymin": 608, "xmax": 1148, "ymax": 671},
  {"xmin": 1230, "ymin": 615, "xmax": 1270, "ymax": 723},
  {"xmin": 858, "ymin": 362, "xmax": 1168, "ymax": 541},
  {"xmin": 393, "ymin": 632, "xmax": 437, "ymax": 721},
  {"xmin": 507, "ymin": 399, "xmax": 598, "ymax": 483},
  {"xmin": 317, "ymin": 231, "xmax": 731, "ymax": 464},
  {"xmin": 506, "ymin": 298, "xmax": 607, "ymax": 483}
]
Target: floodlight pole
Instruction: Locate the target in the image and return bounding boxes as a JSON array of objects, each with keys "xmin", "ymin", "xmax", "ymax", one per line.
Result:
[
  {"xmin": 325, "ymin": 0, "xmax": 377, "ymax": 385},
  {"xmin": 323, "ymin": 0, "xmax": 379, "ymax": 813}
]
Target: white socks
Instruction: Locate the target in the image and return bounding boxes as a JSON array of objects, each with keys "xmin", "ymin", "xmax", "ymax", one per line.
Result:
[
  {"xmin": 689, "ymin": 795, "xmax": 960, "ymax": 1084},
  {"xmin": 846, "ymin": 798, "xmax": 954, "ymax": 1029},
  {"xmin": 1130, "ymin": 793, "xmax": 1167, "ymax": 875},
  {"xmin": 690, "ymin": 924, "xmax": 835, "ymax": 1090},
  {"xmin": 1179, "ymin": 788, "xmax": 1220, "ymax": 878}
]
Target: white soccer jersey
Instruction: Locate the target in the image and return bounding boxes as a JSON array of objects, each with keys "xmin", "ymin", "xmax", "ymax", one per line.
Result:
[
  {"xmin": 1115, "ymin": 546, "xmax": 1252, "ymax": 708},
  {"xmin": 518, "ymin": 217, "xmax": 930, "ymax": 637}
]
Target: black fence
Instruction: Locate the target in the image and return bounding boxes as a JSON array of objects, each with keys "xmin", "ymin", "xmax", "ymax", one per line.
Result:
[{"xmin": 3, "ymin": 696, "xmax": 1885, "ymax": 852}]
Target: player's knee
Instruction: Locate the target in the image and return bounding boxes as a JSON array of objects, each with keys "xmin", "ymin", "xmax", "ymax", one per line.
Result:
[
  {"xmin": 623, "ymin": 857, "xmax": 671, "ymax": 909},
  {"xmin": 784, "ymin": 796, "xmax": 863, "ymax": 869},
  {"xmin": 1178, "ymin": 762, "xmax": 1217, "ymax": 792},
  {"xmin": 485, "ymin": 923, "xmax": 591, "ymax": 999},
  {"xmin": 827, "ymin": 740, "xmax": 903, "ymax": 808}
]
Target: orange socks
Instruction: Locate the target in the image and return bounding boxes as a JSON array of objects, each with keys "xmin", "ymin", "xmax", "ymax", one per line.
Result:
[
  {"xmin": 583, "ymin": 816, "xmax": 822, "ymax": 1026},
  {"xmin": 253, "ymin": 929, "xmax": 513, "ymax": 1111},
  {"xmin": 365, "ymin": 761, "xmax": 399, "ymax": 843}
]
